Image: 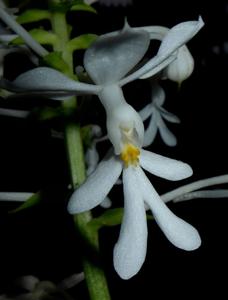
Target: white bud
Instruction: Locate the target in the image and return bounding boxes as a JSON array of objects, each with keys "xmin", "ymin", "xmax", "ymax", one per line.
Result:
[{"xmin": 164, "ymin": 45, "xmax": 194, "ymax": 84}]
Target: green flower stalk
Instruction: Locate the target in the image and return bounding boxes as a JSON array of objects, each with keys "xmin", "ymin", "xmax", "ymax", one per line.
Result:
[{"xmin": 48, "ymin": 2, "xmax": 111, "ymax": 300}]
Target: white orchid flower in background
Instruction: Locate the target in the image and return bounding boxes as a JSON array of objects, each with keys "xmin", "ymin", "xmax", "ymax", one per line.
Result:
[
  {"xmin": 0, "ymin": 273, "xmax": 84, "ymax": 300},
  {"xmin": 140, "ymin": 83, "xmax": 180, "ymax": 147}
]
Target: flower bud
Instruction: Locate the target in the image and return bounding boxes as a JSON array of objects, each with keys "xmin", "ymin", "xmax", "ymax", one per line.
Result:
[{"xmin": 164, "ymin": 45, "xmax": 194, "ymax": 84}]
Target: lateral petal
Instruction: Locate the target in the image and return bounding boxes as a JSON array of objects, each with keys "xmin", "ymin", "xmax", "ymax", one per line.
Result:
[
  {"xmin": 67, "ymin": 155, "xmax": 122, "ymax": 214},
  {"xmin": 140, "ymin": 149, "xmax": 193, "ymax": 180},
  {"xmin": 159, "ymin": 107, "xmax": 181, "ymax": 123},
  {"xmin": 156, "ymin": 113, "xmax": 177, "ymax": 146},
  {"xmin": 143, "ymin": 114, "xmax": 158, "ymax": 147},
  {"xmin": 137, "ymin": 167, "xmax": 201, "ymax": 251},
  {"xmin": 139, "ymin": 103, "xmax": 153, "ymax": 121},
  {"xmin": 1, "ymin": 67, "xmax": 101, "ymax": 96},
  {"xmin": 158, "ymin": 17, "xmax": 204, "ymax": 57},
  {"xmin": 113, "ymin": 166, "xmax": 147, "ymax": 279}
]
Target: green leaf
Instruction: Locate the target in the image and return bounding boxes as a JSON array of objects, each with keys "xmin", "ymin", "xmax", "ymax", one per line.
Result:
[
  {"xmin": 16, "ymin": 9, "xmax": 51, "ymax": 24},
  {"xmin": 9, "ymin": 192, "xmax": 41, "ymax": 214},
  {"xmin": 66, "ymin": 34, "xmax": 97, "ymax": 53},
  {"xmin": 70, "ymin": 4, "xmax": 97, "ymax": 14},
  {"xmin": 11, "ymin": 29, "xmax": 58, "ymax": 47},
  {"xmin": 41, "ymin": 51, "xmax": 71, "ymax": 74},
  {"xmin": 88, "ymin": 208, "xmax": 124, "ymax": 231}
]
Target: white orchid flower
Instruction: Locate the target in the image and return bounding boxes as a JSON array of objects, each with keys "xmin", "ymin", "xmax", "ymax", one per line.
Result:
[
  {"xmin": 1, "ymin": 18, "xmax": 204, "ymax": 152},
  {"xmin": 0, "ymin": 18, "xmax": 204, "ymax": 280},
  {"xmin": 0, "ymin": 273, "xmax": 84, "ymax": 300},
  {"xmin": 140, "ymin": 83, "xmax": 180, "ymax": 147},
  {"xmin": 68, "ymin": 93, "xmax": 201, "ymax": 280},
  {"xmin": 67, "ymin": 103, "xmax": 201, "ymax": 279}
]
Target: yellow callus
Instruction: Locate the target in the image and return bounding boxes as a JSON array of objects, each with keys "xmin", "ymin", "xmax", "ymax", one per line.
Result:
[{"xmin": 120, "ymin": 143, "xmax": 140, "ymax": 167}]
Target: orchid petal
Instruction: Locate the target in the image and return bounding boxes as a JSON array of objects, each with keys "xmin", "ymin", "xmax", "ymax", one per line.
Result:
[
  {"xmin": 159, "ymin": 107, "xmax": 181, "ymax": 123},
  {"xmin": 114, "ymin": 166, "xmax": 147, "ymax": 279},
  {"xmin": 134, "ymin": 26, "xmax": 195, "ymax": 83},
  {"xmin": 156, "ymin": 113, "xmax": 177, "ymax": 146},
  {"xmin": 152, "ymin": 83, "xmax": 166, "ymax": 106},
  {"xmin": 143, "ymin": 114, "xmax": 158, "ymax": 147},
  {"xmin": 137, "ymin": 167, "xmax": 201, "ymax": 251},
  {"xmin": 84, "ymin": 23, "xmax": 150, "ymax": 84},
  {"xmin": 158, "ymin": 17, "xmax": 204, "ymax": 56},
  {"xmin": 139, "ymin": 103, "xmax": 153, "ymax": 121},
  {"xmin": 120, "ymin": 17, "xmax": 204, "ymax": 84},
  {"xmin": 140, "ymin": 149, "xmax": 193, "ymax": 180},
  {"xmin": 67, "ymin": 155, "xmax": 122, "ymax": 214},
  {"xmin": 2, "ymin": 67, "xmax": 101, "ymax": 96}
]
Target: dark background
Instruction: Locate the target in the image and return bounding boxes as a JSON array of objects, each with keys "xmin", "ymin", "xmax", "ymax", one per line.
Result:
[{"xmin": 1, "ymin": 0, "xmax": 228, "ymax": 299}]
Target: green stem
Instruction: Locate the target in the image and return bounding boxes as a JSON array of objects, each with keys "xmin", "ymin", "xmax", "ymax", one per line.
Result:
[{"xmin": 49, "ymin": 3, "xmax": 111, "ymax": 300}]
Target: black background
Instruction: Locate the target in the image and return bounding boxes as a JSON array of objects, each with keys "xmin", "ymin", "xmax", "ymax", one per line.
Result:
[{"xmin": 1, "ymin": 0, "xmax": 228, "ymax": 299}]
